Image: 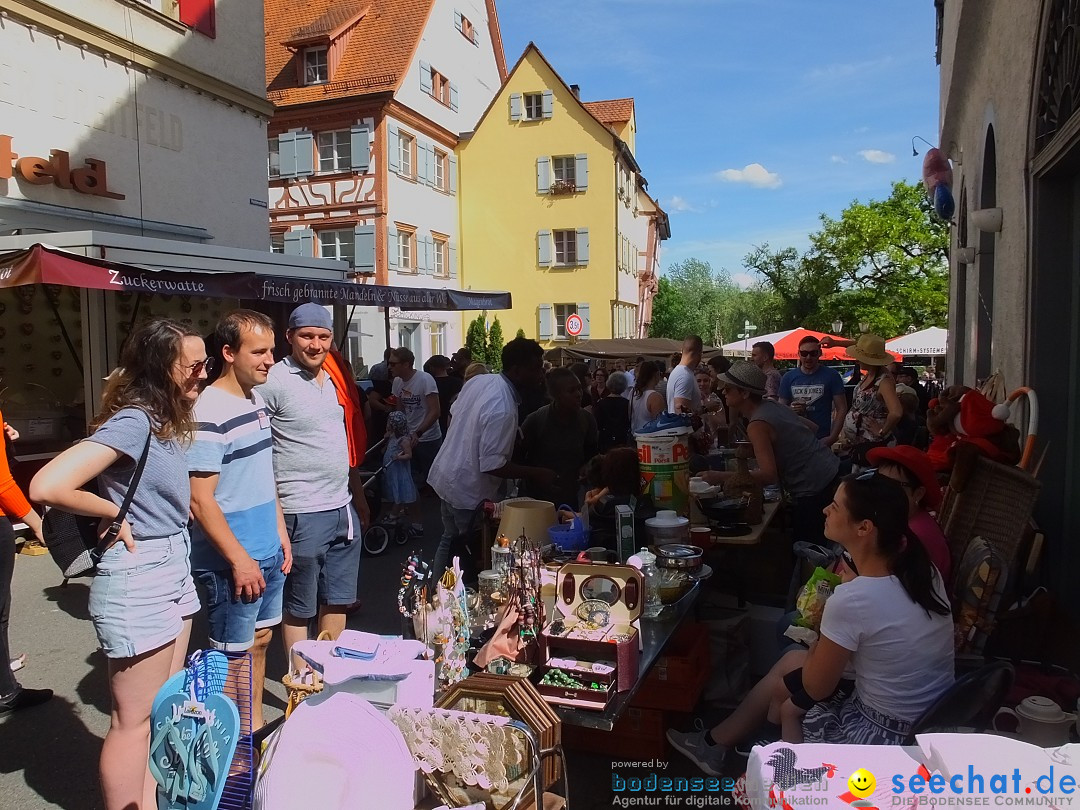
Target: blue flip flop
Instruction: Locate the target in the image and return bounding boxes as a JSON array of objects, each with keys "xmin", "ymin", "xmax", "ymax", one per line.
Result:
[
  {"xmin": 149, "ymin": 694, "xmax": 193, "ymax": 806},
  {"xmin": 187, "ymin": 692, "xmax": 240, "ymax": 809}
]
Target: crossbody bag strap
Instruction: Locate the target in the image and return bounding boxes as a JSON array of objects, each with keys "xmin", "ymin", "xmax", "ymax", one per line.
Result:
[{"xmin": 100, "ymin": 412, "xmax": 153, "ymax": 544}]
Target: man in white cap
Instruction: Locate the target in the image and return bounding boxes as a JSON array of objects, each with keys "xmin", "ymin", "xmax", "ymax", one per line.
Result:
[{"xmin": 258, "ymin": 303, "xmax": 369, "ymax": 667}]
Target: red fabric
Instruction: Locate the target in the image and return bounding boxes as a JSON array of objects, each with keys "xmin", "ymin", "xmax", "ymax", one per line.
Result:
[
  {"xmin": 927, "ymin": 433, "xmax": 1012, "ymax": 472},
  {"xmin": 866, "ymin": 445, "xmax": 943, "ymax": 510},
  {"xmin": 179, "ymin": 0, "xmax": 216, "ymax": 37},
  {"xmin": 324, "ymin": 348, "xmax": 366, "ymax": 467},
  {"xmin": 0, "ymin": 408, "xmax": 32, "ymax": 519},
  {"xmin": 956, "ymin": 390, "xmax": 1006, "ymax": 437},
  {"xmin": 770, "ymin": 328, "xmax": 903, "ymax": 362}
]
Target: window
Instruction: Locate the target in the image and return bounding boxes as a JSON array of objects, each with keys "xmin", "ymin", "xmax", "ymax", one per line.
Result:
[
  {"xmin": 399, "ymin": 132, "xmax": 414, "ymax": 177},
  {"xmin": 396, "ymin": 227, "xmax": 416, "ymax": 271},
  {"xmin": 268, "ymin": 137, "xmax": 280, "ymax": 178},
  {"xmin": 524, "ymin": 93, "xmax": 544, "ymax": 120},
  {"xmin": 433, "ymin": 148, "xmax": 448, "ymax": 191},
  {"xmin": 431, "ymin": 69, "xmax": 451, "ymax": 106},
  {"xmin": 554, "ymin": 304, "xmax": 577, "ymax": 339},
  {"xmin": 319, "ymin": 229, "xmax": 355, "ymax": 265},
  {"xmin": 317, "ymin": 130, "xmax": 352, "ymax": 173},
  {"xmin": 304, "ymin": 46, "xmax": 328, "ymax": 85},
  {"xmin": 457, "ymin": 12, "xmax": 476, "ymax": 44},
  {"xmin": 432, "ymin": 235, "xmax": 449, "ymax": 278},
  {"xmin": 270, "ymin": 232, "xmax": 284, "ymax": 254},
  {"xmin": 553, "ymin": 229, "xmax": 577, "ymax": 266},
  {"xmin": 552, "ymin": 156, "xmax": 576, "ymax": 186},
  {"xmin": 430, "ymin": 322, "xmax": 446, "ymax": 357}
]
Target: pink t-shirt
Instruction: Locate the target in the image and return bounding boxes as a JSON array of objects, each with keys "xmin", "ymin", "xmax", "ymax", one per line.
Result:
[{"xmin": 909, "ymin": 509, "xmax": 951, "ymax": 585}]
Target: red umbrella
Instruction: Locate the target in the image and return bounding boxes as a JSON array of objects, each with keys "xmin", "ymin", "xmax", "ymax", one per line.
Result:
[{"xmin": 771, "ymin": 328, "xmax": 902, "ymax": 362}]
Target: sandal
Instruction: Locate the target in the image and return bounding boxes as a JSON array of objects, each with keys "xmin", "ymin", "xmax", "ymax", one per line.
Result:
[{"xmin": 10, "ymin": 653, "xmax": 26, "ymax": 673}]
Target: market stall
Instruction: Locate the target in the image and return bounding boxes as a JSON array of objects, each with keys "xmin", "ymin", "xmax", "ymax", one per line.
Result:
[{"xmin": 544, "ymin": 337, "xmax": 724, "ymax": 364}]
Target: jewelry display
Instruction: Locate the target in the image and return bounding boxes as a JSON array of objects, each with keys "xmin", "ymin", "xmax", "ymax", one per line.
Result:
[{"xmin": 397, "ymin": 552, "xmax": 431, "ymax": 618}]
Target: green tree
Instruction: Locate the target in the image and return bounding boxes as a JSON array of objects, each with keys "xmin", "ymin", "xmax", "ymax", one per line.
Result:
[
  {"xmin": 648, "ymin": 258, "xmax": 743, "ymax": 343},
  {"xmin": 466, "ymin": 314, "xmax": 487, "ymax": 363},
  {"xmin": 487, "ymin": 317, "xmax": 504, "ymax": 371}
]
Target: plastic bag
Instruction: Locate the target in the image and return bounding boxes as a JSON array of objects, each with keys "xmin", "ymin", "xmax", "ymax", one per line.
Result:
[{"xmin": 794, "ymin": 567, "xmax": 842, "ymax": 631}]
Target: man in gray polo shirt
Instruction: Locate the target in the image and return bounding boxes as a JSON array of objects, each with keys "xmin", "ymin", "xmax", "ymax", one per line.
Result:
[{"xmin": 259, "ymin": 303, "xmax": 368, "ymax": 664}]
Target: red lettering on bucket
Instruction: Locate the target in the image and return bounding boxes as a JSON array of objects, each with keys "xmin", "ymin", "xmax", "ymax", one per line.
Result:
[
  {"xmin": 672, "ymin": 443, "xmax": 691, "ymax": 462},
  {"xmin": 638, "ymin": 445, "xmax": 651, "ymax": 464}
]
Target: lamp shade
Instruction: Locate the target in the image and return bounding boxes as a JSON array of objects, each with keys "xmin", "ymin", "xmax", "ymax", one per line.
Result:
[{"xmin": 971, "ymin": 207, "xmax": 1003, "ymax": 233}]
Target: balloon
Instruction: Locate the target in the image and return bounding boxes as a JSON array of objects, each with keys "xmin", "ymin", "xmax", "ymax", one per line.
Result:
[
  {"xmin": 934, "ymin": 183, "xmax": 955, "ymax": 220},
  {"xmin": 922, "ymin": 147, "xmax": 953, "ymax": 194}
]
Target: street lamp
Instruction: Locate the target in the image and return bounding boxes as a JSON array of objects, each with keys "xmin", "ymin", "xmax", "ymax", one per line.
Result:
[
  {"xmin": 858, "ymin": 321, "xmax": 870, "ymax": 334},
  {"xmin": 738, "ymin": 318, "xmax": 757, "ymax": 354},
  {"xmin": 831, "ymin": 319, "xmax": 843, "ymax": 335}
]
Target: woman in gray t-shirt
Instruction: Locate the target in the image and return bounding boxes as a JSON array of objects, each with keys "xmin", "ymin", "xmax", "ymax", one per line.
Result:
[
  {"xmin": 701, "ymin": 361, "xmax": 840, "ymax": 546},
  {"xmin": 31, "ymin": 318, "xmax": 208, "ymax": 810}
]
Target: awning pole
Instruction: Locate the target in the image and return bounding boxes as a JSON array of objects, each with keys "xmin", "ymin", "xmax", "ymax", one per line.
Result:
[{"xmin": 384, "ymin": 307, "xmax": 391, "ymax": 350}]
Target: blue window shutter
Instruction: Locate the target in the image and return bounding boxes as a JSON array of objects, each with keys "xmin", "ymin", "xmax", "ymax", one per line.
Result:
[
  {"xmin": 575, "ymin": 153, "xmax": 589, "ymax": 192},
  {"xmin": 283, "ymin": 229, "xmax": 303, "ymax": 256},
  {"xmin": 450, "ymin": 83, "xmax": 459, "ymax": 112},
  {"xmin": 416, "ymin": 141, "xmax": 429, "ymax": 185},
  {"xmin": 420, "ymin": 61, "xmax": 433, "ymax": 95},
  {"xmin": 449, "ymin": 240, "xmax": 458, "ymax": 278},
  {"xmin": 537, "ymin": 230, "xmax": 552, "ymax": 266},
  {"xmin": 539, "ymin": 304, "xmax": 554, "ymax": 340},
  {"xmin": 387, "ymin": 225, "xmax": 399, "ymax": 269},
  {"xmin": 350, "ymin": 126, "xmax": 370, "ymax": 172},
  {"xmin": 577, "ymin": 303, "xmax": 591, "ymax": 338},
  {"xmin": 454, "ymin": 10, "xmax": 463, "ymax": 32},
  {"xmin": 536, "ymin": 157, "xmax": 550, "ymax": 193},
  {"xmin": 449, "ymin": 155, "xmax": 458, "ymax": 194},
  {"xmin": 277, "ymin": 131, "xmax": 297, "ymax": 178},
  {"xmin": 576, "ymin": 227, "xmax": 590, "ymax": 264},
  {"xmin": 387, "ymin": 124, "xmax": 400, "ymax": 174},
  {"xmin": 542, "ymin": 89, "xmax": 553, "ymax": 119},
  {"xmin": 509, "ymin": 93, "xmax": 522, "ymax": 121},
  {"xmin": 294, "ymin": 132, "xmax": 314, "ymax": 177}
]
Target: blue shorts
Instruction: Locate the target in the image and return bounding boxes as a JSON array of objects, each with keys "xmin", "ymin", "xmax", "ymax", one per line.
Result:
[
  {"xmin": 89, "ymin": 530, "xmax": 200, "ymax": 659},
  {"xmin": 282, "ymin": 504, "xmax": 363, "ymax": 619},
  {"xmin": 194, "ymin": 548, "xmax": 285, "ymax": 652}
]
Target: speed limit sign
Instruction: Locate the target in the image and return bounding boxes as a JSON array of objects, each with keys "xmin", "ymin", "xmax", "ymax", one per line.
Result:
[{"xmin": 565, "ymin": 313, "xmax": 584, "ymax": 337}]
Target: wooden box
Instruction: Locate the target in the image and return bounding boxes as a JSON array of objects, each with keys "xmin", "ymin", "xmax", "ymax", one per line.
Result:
[
  {"xmin": 539, "ymin": 563, "xmax": 644, "ymax": 693},
  {"xmin": 531, "ymin": 656, "xmax": 616, "ymax": 712},
  {"xmin": 630, "ymin": 621, "xmax": 710, "ymax": 713}
]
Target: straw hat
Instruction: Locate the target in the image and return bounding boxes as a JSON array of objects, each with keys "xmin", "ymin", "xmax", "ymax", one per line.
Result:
[
  {"xmin": 845, "ymin": 333, "xmax": 892, "ymax": 367},
  {"xmin": 717, "ymin": 361, "xmax": 767, "ymax": 395}
]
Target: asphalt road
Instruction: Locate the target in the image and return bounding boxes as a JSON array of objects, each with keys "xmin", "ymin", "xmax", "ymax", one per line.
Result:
[{"xmin": 0, "ymin": 497, "xmax": 446, "ymax": 810}]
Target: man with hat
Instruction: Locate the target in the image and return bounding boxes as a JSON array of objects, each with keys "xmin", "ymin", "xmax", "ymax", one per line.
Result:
[
  {"xmin": 865, "ymin": 445, "xmax": 950, "ymax": 583},
  {"xmin": 701, "ymin": 361, "xmax": 840, "ymax": 546},
  {"xmin": 258, "ymin": 302, "xmax": 369, "ymax": 668}
]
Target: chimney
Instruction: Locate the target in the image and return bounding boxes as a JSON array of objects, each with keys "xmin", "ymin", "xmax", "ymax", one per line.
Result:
[{"xmin": 570, "ymin": 84, "xmax": 580, "ymax": 99}]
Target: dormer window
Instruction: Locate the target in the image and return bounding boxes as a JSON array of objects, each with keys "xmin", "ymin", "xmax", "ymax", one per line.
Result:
[{"xmin": 304, "ymin": 46, "xmax": 328, "ymax": 85}]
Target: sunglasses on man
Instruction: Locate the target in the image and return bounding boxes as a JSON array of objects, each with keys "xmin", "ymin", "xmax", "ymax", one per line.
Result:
[{"xmin": 799, "ymin": 350, "xmax": 821, "ymax": 358}]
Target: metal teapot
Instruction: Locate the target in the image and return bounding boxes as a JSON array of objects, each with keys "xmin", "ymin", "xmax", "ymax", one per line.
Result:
[{"xmin": 993, "ymin": 696, "xmax": 1076, "ymax": 747}]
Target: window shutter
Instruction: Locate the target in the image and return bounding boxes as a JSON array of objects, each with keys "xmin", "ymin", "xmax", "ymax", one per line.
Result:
[
  {"xmin": 283, "ymin": 229, "xmax": 303, "ymax": 256},
  {"xmin": 350, "ymin": 126, "xmax": 370, "ymax": 172},
  {"xmin": 542, "ymin": 89, "xmax": 554, "ymax": 119},
  {"xmin": 449, "ymin": 155, "xmax": 458, "ymax": 194},
  {"xmin": 537, "ymin": 230, "xmax": 552, "ymax": 266},
  {"xmin": 387, "ymin": 124, "xmax": 400, "ymax": 174},
  {"xmin": 454, "ymin": 10, "xmax": 463, "ymax": 32},
  {"xmin": 577, "ymin": 303, "xmax": 591, "ymax": 338},
  {"xmin": 449, "ymin": 83, "xmax": 459, "ymax": 112},
  {"xmin": 416, "ymin": 141, "xmax": 430, "ymax": 185},
  {"xmin": 509, "ymin": 93, "xmax": 522, "ymax": 121},
  {"xmin": 449, "ymin": 240, "xmax": 458, "ymax": 278},
  {"xmin": 576, "ymin": 228, "xmax": 590, "ymax": 264},
  {"xmin": 354, "ymin": 224, "xmax": 375, "ymax": 272},
  {"xmin": 536, "ymin": 157, "xmax": 550, "ymax": 194},
  {"xmin": 178, "ymin": 0, "xmax": 216, "ymax": 38},
  {"xmin": 575, "ymin": 153, "xmax": 589, "ymax": 192},
  {"xmin": 420, "ymin": 61, "xmax": 433, "ymax": 95},
  {"xmin": 538, "ymin": 304, "xmax": 554, "ymax": 340},
  {"xmin": 418, "ymin": 236, "xmax": 431, "ymax": 274},
  {"xmin": 294, "ymin": 132, "xmax": 314, "ymax": 177},
  {"xmin": 277, "ymin": 131, "xmax": 297, "ymax": 178},
  {"xmin": 387, "ymin": 225, "xmax": 399, "ymax": 269}
]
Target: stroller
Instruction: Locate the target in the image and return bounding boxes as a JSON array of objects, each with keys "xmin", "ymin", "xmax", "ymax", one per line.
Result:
[{"xmin": 356, "ymin": 437, "xmax": 410, "ymax": 556}]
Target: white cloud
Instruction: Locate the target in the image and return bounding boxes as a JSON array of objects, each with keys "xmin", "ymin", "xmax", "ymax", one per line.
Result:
[
  {"xmin": 732, "ymin": 272, "xmax": 756, "ymax": 288},
  {"xmin": 715, "ymin": 163, "xmax": 782, "ymax": 189},
  {"xmin": 858, "ymin": 149, "xmax": 896, "ymax": 164},
  {"xmin": 830, "ymin": 155, "xmax": 847, "ymax": 164},
  {"xmin": 666, "ymin": 195, "xmax": 701, "ymax": 214}
]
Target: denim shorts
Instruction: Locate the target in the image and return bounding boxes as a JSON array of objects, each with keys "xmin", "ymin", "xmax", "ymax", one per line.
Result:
[
  {"xmin": 89, "ymin": 530, "xmax": 200, "ymax": 659},
  {"xmin": 283, "ymin": 504, "xmax": 362, "ymax": 619},
  {"xmin": 194, "ymin": 548, "xmax": 286, "ymax": 652}
]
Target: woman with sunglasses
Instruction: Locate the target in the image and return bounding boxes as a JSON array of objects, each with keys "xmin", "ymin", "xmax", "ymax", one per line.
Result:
[
  {"xmin": 668, "ymin": 472, "xmax": 952, "ymax": 774},
  {"xmin": 31, "ymin": 318, "xmax": 208, "ymax": 810}
]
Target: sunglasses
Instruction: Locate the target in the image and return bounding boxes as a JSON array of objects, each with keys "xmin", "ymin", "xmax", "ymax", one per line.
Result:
[
  {"xmin": 179, "ymin": 357, "xmax": 215, "ymax": 377},
  {"xmin": 799, "ymin": 350, "xmax": 821, "ymax": 358}
]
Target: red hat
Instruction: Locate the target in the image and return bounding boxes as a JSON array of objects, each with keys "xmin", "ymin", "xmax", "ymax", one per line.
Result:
[
  {"xmin": 954, "ymin": 391, "xmax": 1011, "ymax": 438},
  {"xmin": 865, "ymin": 445, "xmax": 943, "ymax": 511}
]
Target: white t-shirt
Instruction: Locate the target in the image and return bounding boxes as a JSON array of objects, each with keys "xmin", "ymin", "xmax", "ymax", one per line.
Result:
[
  {"xmin": 820, "ymin": 574, "xmax": 954, "ymax": 722},
  {"xmin": 665, "ymin": 364, "xmax": 700, "ymax": 414},
  {"xmin": 621, "ymin": 370, "xmax": 636, "ymax": 400},
  {"xmin": 392, "ymin": 370, "xmax": 442, "ymax": 443}
]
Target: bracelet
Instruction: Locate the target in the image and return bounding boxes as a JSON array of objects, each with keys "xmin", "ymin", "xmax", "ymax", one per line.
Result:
[{"xmin": 397, "ymin": 553, "xmax": 430, "ymax": 617}]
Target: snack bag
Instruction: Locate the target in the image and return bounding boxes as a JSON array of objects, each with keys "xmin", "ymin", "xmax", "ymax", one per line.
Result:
[{"xmin": 794, "ymin": 567, "xmax": 842, "ymax": 631}]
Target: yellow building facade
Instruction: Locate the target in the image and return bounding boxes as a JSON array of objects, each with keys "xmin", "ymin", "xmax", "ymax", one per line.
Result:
[{"xmin": 458, "ymin": 44, "xmax": 667, "ymax": 347}]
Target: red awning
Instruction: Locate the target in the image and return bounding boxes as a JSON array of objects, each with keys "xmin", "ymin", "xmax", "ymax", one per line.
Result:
[{"xmin": 771, "ymin": 328, "xmax": 902, "ymax": 362}]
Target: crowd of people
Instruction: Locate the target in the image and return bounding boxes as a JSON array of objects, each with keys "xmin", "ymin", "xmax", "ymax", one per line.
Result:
[{"xmin": 0, "ymin": 311, "xmax": 957, "ymax": 804}]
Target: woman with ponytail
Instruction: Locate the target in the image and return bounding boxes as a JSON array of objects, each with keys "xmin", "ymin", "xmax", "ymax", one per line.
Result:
[{"xmin": 668, "ymin": 472, "xmax": 953, "ymax": 774}]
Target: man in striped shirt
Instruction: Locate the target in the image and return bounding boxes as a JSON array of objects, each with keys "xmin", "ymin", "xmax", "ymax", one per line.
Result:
[{"xmin": 188, "ymin": 310, "xmax": 292, "ymax": 729}]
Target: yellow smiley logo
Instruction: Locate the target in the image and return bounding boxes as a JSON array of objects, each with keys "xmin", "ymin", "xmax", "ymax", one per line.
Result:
[{"xmin": 847, "ymin": 768, "xmax": 876, "ymax": 799}]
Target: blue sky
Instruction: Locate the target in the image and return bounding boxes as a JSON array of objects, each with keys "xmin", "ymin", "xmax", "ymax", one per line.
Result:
[{"xmin": 497, "ymin": 0, "xmax": 940, "ymax": 286}]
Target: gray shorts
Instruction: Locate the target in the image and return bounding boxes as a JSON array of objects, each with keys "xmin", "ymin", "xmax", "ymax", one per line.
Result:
[
  {"xmin": 89, "ymin": 530, "xmax": 199, "ymax": 659},
  {"xmin": 282, "ymin": 504, "xmax": 363, "ymax": 619}
]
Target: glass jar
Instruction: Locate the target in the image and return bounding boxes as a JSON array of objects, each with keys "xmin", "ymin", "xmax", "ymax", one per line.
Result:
[{"xmin": 637, "ymin": 547, "xmax": 663, "ymax": 619}]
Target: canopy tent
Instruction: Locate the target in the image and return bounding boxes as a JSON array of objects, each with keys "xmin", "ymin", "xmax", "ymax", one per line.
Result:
[
  {"xmin": 722, "ymin": 327, "xmax": 902, "ymax": 362},
  {"xmin": 545, "ymin": 337, "xmax": 723, "ymax": 364},
  {"xmin": 0, "ymin": 243, "xmax": 511, "ymax": 311},
  {"xmin": 886, "ymin": 326, "xmax": 947, "ymax": 357}
]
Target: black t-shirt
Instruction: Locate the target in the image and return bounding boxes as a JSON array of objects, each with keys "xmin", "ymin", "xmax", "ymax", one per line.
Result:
[
  {"xmin": 434, "ymin": 375, "xmax": 464, "ymax": 435},
  {"xmin": 593, "ymin": 395, "xmax": 631, "ymax": 451}
]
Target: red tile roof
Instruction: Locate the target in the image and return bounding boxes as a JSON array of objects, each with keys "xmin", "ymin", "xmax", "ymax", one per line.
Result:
[
  {"xmin": 266, "ymin": 0, "xmax": 435, "ymax": 106},
  {"xmin": 582, "ymin": 98, "xmax": 635, "ymax": 124}
]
